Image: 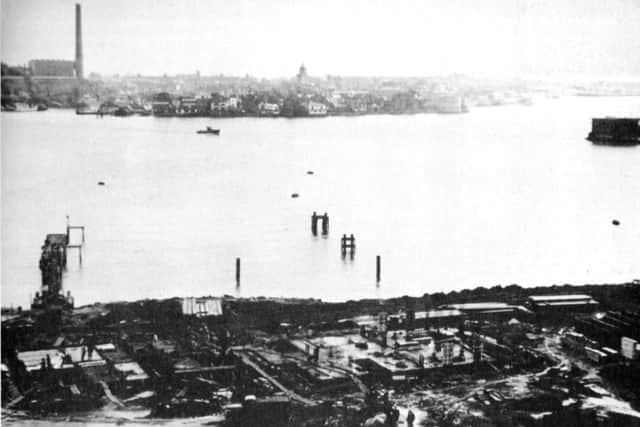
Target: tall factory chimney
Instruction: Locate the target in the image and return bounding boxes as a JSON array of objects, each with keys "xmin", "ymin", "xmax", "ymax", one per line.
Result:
[{"xmin": 75, "ymin": 3, "xmax": 83, "ymax": 79}]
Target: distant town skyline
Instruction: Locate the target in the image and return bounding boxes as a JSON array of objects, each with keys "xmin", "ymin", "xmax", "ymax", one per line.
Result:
[{"xmin": 2, "ymin": 0, "xmax": 640, "ymax": 80}]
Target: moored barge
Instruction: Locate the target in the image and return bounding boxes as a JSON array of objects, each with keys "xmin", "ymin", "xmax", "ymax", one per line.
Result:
[{"xmin": 587, "ymin": 118, "xmax": 640, "ymax": 146}]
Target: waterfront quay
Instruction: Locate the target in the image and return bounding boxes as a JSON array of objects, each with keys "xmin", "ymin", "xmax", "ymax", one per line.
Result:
[{"xmin": 3, "ymin": 234, "xmax": 640, "ymax": 426}]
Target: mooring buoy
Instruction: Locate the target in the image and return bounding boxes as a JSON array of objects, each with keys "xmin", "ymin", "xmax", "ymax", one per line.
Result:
[{"xmin": 612, "ymin": 219, "xmax": 620, "ymax": 226}]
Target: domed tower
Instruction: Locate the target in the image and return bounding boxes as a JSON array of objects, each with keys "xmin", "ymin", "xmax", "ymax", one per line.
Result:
[{"xmin": 296, "ymin": 63, "xmax": 309, "ymax": 83}]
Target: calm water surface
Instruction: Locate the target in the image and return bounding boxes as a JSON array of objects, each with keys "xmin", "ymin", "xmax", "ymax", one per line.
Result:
[{"xmin": 2, "ymin": 97, "xmax": 639, "ymax": 307}]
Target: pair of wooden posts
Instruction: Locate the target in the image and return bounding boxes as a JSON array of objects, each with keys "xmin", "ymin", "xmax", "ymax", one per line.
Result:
[
  {"xmin": 340, "ymin": 234, "xmax": 356, "ymax": 256},
  {"xmin": 234, "ymin": 258, "xmax": 381, "ymax": 285},
  {"xmin": 234, "ymin": 213, "xmax": 382, "ymax": 285},
  {"xmin": 311, "ymin": 212, "xmax": 329, "ymax": 236},
  {"xmin": 340, "ymin": 235, "xmax": 382, "ymax": 282}
]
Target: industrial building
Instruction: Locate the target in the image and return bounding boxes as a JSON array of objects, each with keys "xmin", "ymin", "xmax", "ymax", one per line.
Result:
[
  {"xmin": 181, "ymin": 297, "xmax": 223, "ymax": 317},
  {"xmin": 28, "ymin": 60, "xmax": 77, "ymax": 78},
  {"xmin": 25, "ymin": 5, "xmax": 82, "ymax": 81},
  {"xmin": 621, "ymin": 337, "xmax": 639, "ymax": 360},
  {"xmin": 528, "ymin": 294, "xmax": 599, "ymax": 319},
  {"xmin": 17, "ymin": 346, "xmax": 105, "ymax": 373},
  {"xmin": 574, "ymin": 310, "xmax": 640, "ymax": 352},
  {"xmin": 439, "ymin": 302, "xmax": 531, "ymax": 321},
  {"xmin": 382, "ymin": 309, "xmax": 465, "ymax": 331},
  {"xmin": 291, "ymin": 323, "xmax": 482, "ymax": 385}
]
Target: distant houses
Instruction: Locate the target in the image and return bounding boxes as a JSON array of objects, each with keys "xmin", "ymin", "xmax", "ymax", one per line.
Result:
[
  {"xmin": 306, "ymin": 101, "xmax": 327, "ymax": 116},
  {"xmin": 212, "ymin": 96, "xmax": 242, "ymax": 115},
  {"xmin": 151, "ymin": 92, "xmax": 174, "ymax": 116},
  {"xmin": 258, "ymin": 102, "xmax": 280, "ymax": 117},
  {"xmin": 103, "ymin": 90, "xmax": 474, "ymax": 118},
  {"xmin": 115, "ymin": 66, "xmax": 479, "ymax": 119}
]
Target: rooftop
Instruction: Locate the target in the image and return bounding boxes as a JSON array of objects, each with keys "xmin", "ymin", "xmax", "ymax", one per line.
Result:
[
  {"xmin": 416, "ymin": 309, "xmax": 464, "ymax": 319},
  {"xmin": 442, "ymin": 302, "xmax": 513, "ymax": 311},
  {"xmin": 114, "ymin": 361, "xmax": 149, "ymax": 381},
  {"xmin": 534, "ymin": 300, "xmax": 598, "ymax": 307},
  {"xmin": 529, "ymin": 294, "xmax": 593, "ymax": 302},
  {"xmin": 181, "ymin": 297, "xmax": 223, "ymax": 317},
  {"xmin": 18, "ymin": 345, "xmax": 105, "ymax": 372}
]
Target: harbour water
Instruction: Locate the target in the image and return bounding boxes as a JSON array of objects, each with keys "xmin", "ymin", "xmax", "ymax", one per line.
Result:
[{"xmin": 2, "ymin": 96, "xmax": 639, "ymax": 308}]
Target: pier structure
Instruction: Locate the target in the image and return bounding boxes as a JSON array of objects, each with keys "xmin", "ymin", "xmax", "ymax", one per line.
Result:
[
  {"xmin": 66, "ymin": 221, "xmax": 85, "ymax": 265},
  {"xmin": 311, "ymin": 212, "xmax": 329, "ymax": 236},
  {"xmin": 341, "ymin": 234, "xmax": 356, "ymax": 257},
  {"xmin": 32, "ymin": 234, "xmax": 74, "ymax": 311}
]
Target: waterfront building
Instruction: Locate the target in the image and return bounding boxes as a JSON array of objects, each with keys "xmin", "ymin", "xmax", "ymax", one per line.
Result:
[
  {"xmin": 211, "ymin": 96, "xmax": 242, "ymax": 114},
  {"xmin": 151, "ymin": 101, "xmax": 174, "ymax": 116},
  {"xmin": 388, "ymin": 91, "xmax": 421, "ymax": 113},
  {"xmin": 439, "ymin": 302, "xmax": 530, "ymax": 321},
  {"xmin": 328, "ymin": 92, "xmax": 346, "ymax": 110},
  {"xmin": 329, "ymin": 91, "xmax": 370, "ymax": 113},
  {"xmin": 433, "ymin": 95, "xmax": 467, "ymax": 114},
  {"xmin": 176, "ymin": 97, "xmax": 199, "ymax": 116},
  {"xmin": 258, "ymin": 102, "xmax": 280, "ymax": 116},
  {"xmin": 151, "ymin": 92, "xmax": 175, "ymax": 116},
  {"xmin": 528, "ymin": 294, "xmax": 599, "ymax": 319},
  {"xmin": 306, "ymin": 101, "xmax": 328, "ymax": 116}
]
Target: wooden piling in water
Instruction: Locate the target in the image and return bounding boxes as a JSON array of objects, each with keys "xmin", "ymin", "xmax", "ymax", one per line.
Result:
[
  {"xmin": 311, "ymin": 212, "xmax": 318, "ymax": 235},
  {"xmin": 312, "ymin": 212, "xmax": 329, "ymax": 236},
  {"xmin": 341, "ymin": 234, "xmax": 356, "ymax": 257},
  {"xmin": 376, "ymin": 255, "xmax": 381, "ymax": 282},
  {"xmin": 321, "ymin": 213, "xmax": 329, "ymax": 235},
  {"xmin": 236, "ymin": 258, "xmax": 241, "ymax": 285}
]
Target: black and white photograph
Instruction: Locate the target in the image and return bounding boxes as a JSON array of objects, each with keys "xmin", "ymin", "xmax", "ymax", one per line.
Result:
[{"xmin": 1, "ymin": 0, "xmax": 640, "ymax": 425}]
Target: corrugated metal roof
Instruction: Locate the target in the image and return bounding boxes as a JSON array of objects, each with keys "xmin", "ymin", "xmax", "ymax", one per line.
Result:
[
  {"xmin": 444, "ymin": 302, "xmax": 512, "ymax": 311},
  {"xmin": 181, "ymin": 297, "xmax": 223, "ymax": 317},
  {"xmin": 416, "ymin": 309, "xmax": 463, "ymax": 319},
  {"xmin": 529, "ymin": 294, "xmax": 593, "ymax": 302},
  {"xmin": 534, "ymin": 300, "xmax": 598, "ymax": 307}
]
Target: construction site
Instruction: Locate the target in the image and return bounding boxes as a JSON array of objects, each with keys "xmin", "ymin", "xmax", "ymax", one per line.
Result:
[{"xmin": 1, "ymin": 227, "xmax": 640, "ymax": 425}]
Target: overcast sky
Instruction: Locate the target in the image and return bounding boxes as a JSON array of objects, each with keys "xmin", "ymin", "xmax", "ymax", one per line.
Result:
[{"xmin": 2, "ymin": 0, "xmax": 640, "ymax": 79}]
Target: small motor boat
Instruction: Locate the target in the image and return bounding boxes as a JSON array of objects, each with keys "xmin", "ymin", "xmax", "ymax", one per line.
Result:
[{"xmin": 197, "ymin": 126, "xmax": 220, "ymax": 135}]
